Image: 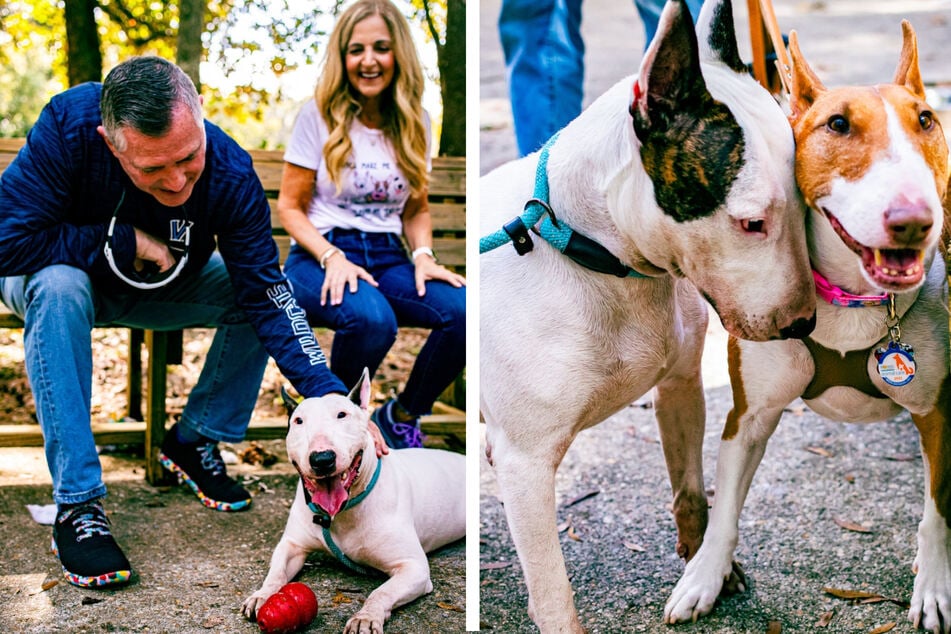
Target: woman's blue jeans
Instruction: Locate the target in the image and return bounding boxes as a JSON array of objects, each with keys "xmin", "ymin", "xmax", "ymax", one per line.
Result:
[
  {"xmin": 0, "ymin": 253, "xmax": 268, "ymax": 506},
  {"xmin": 283, "ymin": 230, "xmax": 466, "ymax": 417}
]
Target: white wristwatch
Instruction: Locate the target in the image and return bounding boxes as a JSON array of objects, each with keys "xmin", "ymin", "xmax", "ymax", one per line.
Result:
[{"xmin": 411, "ymin": 246, "xmax": 437, "ymax": 262}]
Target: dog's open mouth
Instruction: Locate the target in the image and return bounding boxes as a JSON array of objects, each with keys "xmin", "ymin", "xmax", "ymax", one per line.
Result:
[
  {"xmin": 296, "ymin": 450, "xmax": 363, "ymax": 518},
  {"xmin": 822, "ymin": 209, "xmax": 925, "ymax": 289}
]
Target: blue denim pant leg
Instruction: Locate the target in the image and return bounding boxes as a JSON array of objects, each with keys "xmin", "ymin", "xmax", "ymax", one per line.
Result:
[
  {"xmin": 99, "ymin": 253, "xmax": 269, "ymax": 443},
  {"xmin": 635, "ymin": 0, "xmax": 705, "ymax": 46},
  {"xmin": 499, "ymin": 0, "xmax": 584, "ymax": 156},
  {"xmin": 284, "ymin": 244, "xmax": 398, "ymax": 391},
  {"xmin": 0, "ymin": 266, "xmax": 104, "ymax": 506},
  {"xmin": 0, "ymin": 254, "xmax": 267, "ymax": 505},
  {"xmin": 374, "ymin": 262, "xmax": 466, "ymax": 416},
  {"xmin": 284, "ymin": 232, "xmax": 465, "ymax": 416}
]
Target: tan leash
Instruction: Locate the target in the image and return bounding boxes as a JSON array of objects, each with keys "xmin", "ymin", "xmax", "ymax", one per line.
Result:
[{"xmin": 747, "ymin": 0, "xmax": 792, "ymax": 95}]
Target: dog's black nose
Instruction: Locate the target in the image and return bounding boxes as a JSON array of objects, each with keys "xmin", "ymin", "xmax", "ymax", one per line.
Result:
[
  {"xmin": 779, "ymin": 313, "xmax": 816, "ymax": 339},
  {"xmin": 310, "ymin": 450, "xmax": 336, "ymax": 476}
]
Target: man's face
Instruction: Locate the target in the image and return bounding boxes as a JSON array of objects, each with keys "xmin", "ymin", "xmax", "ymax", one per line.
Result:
[{"xmin": 99, "ymin": 105, "xmax": 206, "ymax": 208}]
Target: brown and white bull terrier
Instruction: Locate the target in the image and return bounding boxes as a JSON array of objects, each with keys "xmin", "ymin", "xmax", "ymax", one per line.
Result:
[
  {"xmin": 479, "ymin": 0, "xmax": 817, "ymax": 631},
  {"xmin": 665, "ymin": 22, "xmax": 951, "ymax": 631}
]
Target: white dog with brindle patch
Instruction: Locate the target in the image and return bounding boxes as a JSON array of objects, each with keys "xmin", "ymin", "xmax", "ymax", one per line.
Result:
[
  {"xmin": 480, "ymin": 0, "xmax": 818, "ymax": 631},
  {"xmin": 242, "ymin": 369, "xmax": 465, "ymax": 633},
  {"xmin": 665, "ymin": 22, "xmax": 951, "ymax": 631}
]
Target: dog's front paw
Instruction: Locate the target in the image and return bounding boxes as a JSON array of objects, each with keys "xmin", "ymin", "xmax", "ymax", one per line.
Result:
[
  {"xmin": 344, "ymin": 607, "xmax": 386, "ymax": 634},
  {"xmin": 241, "ymin": 590, "xmax": 274, "ymax": 621},
  {"xmin": 664, "ymin": 546, "xmax": 741, "ymax": 624},
  {"xmin": 909, "ymin": 571, "xmax": 951, "ymax": 633}
]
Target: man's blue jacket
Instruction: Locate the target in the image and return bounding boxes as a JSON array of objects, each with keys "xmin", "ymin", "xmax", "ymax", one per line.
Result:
[{"xmin": 0, "ymin": 82, "xmax": 345, "ymax": 397}]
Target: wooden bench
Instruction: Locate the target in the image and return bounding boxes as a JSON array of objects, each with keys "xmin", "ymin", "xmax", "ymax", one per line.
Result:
[{"xmin": 0, "ymin": 138, "xmax": 466, "ymax": 483}]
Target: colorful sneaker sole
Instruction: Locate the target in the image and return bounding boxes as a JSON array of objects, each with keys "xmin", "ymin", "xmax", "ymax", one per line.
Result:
[
  {"xmin": 157, "ymin": 452, "xmax": 252, "ymax": 512},
  {"xmin": 51, "ymin": 538, "xmax": 132, "ymax": 588}
]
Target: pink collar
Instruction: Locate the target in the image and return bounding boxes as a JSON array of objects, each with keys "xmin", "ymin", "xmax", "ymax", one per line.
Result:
[{"xmin": 813, "ymin": 270, "xmax": 889, "ymax": 307}]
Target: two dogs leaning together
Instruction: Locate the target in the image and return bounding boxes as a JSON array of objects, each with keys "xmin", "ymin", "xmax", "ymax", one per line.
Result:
[{"xmin": 481, "ymin": 0, "xmax": 951, "ymax": 632}]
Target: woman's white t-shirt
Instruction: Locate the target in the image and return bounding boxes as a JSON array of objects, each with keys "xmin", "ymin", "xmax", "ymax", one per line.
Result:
[{"xmin": 283, "ymin": 99, "xmax": 431, "ymax": 235}]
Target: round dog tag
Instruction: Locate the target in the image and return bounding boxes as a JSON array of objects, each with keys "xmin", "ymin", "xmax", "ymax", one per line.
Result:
[{"xmin": 874, "ymin": 341, "xmax": 916, "ymax": 387}]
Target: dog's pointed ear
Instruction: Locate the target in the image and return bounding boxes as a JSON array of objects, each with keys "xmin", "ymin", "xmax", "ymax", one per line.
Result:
[
  {"xmin": 631, "ymin": 0, "xmax": 710, "ymax": 142},
  {"xmin": 894, "ymin": 20, "xmax": 926, "ymax": 100},
  {"xmin": 788, "ymin": 30, "xmax": 826, "ymax": 124},
  {"xmin": 347, "ymin": 368, "xmax": 372, "ymax": 411},
  {"xmin": 695, "ymin": 0, "xmax": 745, "ymax": 73},
  {"xmin": 281, "ymin": 386, "xmax": 302, "ymax": 418}
]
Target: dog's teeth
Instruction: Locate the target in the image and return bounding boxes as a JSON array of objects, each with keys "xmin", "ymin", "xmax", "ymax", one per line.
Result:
[{"xmin": 874, "ymin": 249, "xmax": 883, "ymax": 267}]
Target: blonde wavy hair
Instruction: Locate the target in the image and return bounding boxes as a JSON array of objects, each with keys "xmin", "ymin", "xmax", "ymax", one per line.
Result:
[{"xmin": 316, "ymin": 0, "xmax": 429, "ymax": 196}]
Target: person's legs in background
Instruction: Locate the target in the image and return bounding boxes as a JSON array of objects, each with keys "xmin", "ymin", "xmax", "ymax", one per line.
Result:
[
  {"xmin": 635, "ymin": 0, "xmax": 704, "ymax": 46},
  {"xmin": 499, "ymin": 0, "xmax": 584, "ymax": 157}
]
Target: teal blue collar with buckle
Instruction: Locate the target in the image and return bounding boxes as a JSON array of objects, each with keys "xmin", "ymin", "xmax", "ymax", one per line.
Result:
[
  {"xmin": 305, "ymin": 456, "xmax": 383, "ymax": 576},
  {"xmin": 479, "ymin": 132, "xmax": 647, "ymax": 279}
]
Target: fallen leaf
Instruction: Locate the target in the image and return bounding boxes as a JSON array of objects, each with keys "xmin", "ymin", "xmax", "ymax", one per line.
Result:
[
  {"xmin": 883, "ymin": 454, "xmax": 916, "ymax": 462},
  {"xmin": 194, "ymin": 581, "xmax": 219, "ymax": 588},
  {"xmin": 332, "ymin": 591, "xmax": 353, "ymax": 605},
  {"xmin": 81, "ymin": 596, "xmax": 104, "ymax": 605},
  {"xmin": 480, "ymin": 561, "xmax": 513, "ymax": 570},
  {"xmin": 824, "ymin": 587, "xmax": 883, "ymax": 601},
  {"xmin": 867, "ymin": 623, "xmax": 896, "ymax": 634},
  {"xmin": 40, "ymin": 579, "xmax": 58, "ymax": 591},
  {"xmin": 806, "ymin": 446, "xmax": 833, "ymax": 457},
  {"xmin": 437, "ymin": 602, "xmax": 465, "ymax": 613},
  {"xmin": 844, "ymin": 473, "xmax": 856, "ymax": 484},
  {"xmin": 833, "ymin": 517, "xmax": 873, "ymax": 533},
  {"xmin": 563, "ymin": 490, "xmax": 599, "ymax": 508},
  {"xmin": 816, "ymin": 610, "xmax": 834, "ymax": 627},
  {"xmin": 567, "ymin": 525, "xmax": 582, "ymax": 541},
  {"xmin": 202, "ymin": 615, "xmax": 224, "ymax": 628},
  {"xmin": 623, "ymin": 541, "xmax": 646, "ymax": 552},
  {"xmin": 557, "ymin": 522, "xmax": 570, "ymax": 533},
  {"xmin": 767, "ymin": 620, "xmax": 782, "ymax": 634}
]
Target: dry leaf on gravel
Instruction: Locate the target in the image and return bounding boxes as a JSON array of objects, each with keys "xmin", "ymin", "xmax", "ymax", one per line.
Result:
[
  {"xmin": 816, "ymin": 610, "xmax": 834, "ymax": 627},
  {"xmin": 480, "ymin": 561, "xmax": 513, "ymax": 571},
  {"xmin": 437, "ymin": 602, "xmax": 465, "ymax": 612},
  {"xmin": 824, "ymin": 587, "xmax": 883, "ymax": 600},
  {"xmin": 563, "ymin": 490, "xmax": 599, "ymax": 508},
  {"xmin": 833, "ymin": 517, "xmax": 873, "ymax": 533},
  {"xmin": 867, "ymin": 623, "xmax": 896, "ymax": 634},
  {"xmin": 806, "ymin": 446, "xmax": 833, "ymax": 457}
]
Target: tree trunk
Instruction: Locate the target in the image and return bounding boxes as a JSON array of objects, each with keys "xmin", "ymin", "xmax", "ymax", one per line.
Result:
[
  {"xmin": 177, "ymin": 0, "xmax": 205, "ymax": 91},
  {"xmin": 438, "ymin": 0, "xmax": 465, "ymax": 156},
  {"xmin": 64, "ymin": 0, "xmax": 102, "ymax": 86}
]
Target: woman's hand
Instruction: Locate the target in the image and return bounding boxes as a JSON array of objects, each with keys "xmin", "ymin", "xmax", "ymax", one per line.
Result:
[
  {"xmin": 369, "ymin": 420, "xmax": 390, "ymax": 457},
  {"xmin": 413, "ymin": 255, "xmax": 466, "ymax": 296},
  {"xmin": 321, "ymin": 250, "xmax": 378, "ymax": 306}
]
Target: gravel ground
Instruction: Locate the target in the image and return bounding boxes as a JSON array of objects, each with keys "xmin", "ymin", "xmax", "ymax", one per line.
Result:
[{"xmin": 0, "ymin": 440, "xmax": 465, "ymax": 633}]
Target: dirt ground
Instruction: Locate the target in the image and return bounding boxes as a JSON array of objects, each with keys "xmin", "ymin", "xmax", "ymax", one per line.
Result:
[{"xmin": 0, "ymin": 328, "xmax": 465, "ymax": 633}]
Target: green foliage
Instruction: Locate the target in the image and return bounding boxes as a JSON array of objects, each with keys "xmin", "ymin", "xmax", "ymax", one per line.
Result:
[{"xmin": 0, "ymin": 0, "xmax": 452, "ymax": 151}]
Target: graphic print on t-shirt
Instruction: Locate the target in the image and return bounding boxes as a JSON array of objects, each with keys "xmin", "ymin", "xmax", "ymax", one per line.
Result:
[{"xmin": 344, "ymin": 158, "xmax": 409, "ymax": 220}]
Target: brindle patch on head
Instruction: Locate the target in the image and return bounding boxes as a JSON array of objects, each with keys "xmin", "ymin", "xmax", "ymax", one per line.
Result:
[{"xmin": 639, "ymin": 101, "xmax": 745, "ymax": 222}]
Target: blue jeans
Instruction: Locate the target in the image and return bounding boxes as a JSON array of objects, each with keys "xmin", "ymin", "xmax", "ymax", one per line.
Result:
[
  {"xmin": 499, "ymin": 0, "xmax": 705, "ymax": 156},
  {"xmin": 0, "ymin": 253, "xmax": 268, "ymax": 506},
  {"xmin": 283, "ymin": 230, "xmax": 466, "ymax": 417}
]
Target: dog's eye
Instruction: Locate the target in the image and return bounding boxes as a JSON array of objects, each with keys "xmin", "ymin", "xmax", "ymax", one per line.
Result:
[
  {"xmin": 826, "ymin": 115, "xmax": 849, "ymax": 134},
  {"xmin": 741, "ymin": 218, "xmax": 766, "ymax": 234},
  {"xmin": 293, "ymin": 416, "xmax": 303, "ymax": 425},
  {"xmin": 919, "ymin": 111, "xmax": 935, "ymax": 130},
  {"xmin": 336, "ymin": 411, "xmax": 347, "ymax": 419}
]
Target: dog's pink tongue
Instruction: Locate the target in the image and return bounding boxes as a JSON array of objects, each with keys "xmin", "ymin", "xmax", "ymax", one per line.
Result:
[{"xmin": 313, "ymin": 479, "xmax": 349, "ymax": 517}]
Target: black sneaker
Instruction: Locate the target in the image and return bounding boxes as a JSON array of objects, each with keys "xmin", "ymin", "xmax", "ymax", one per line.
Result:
[
  {"xmin": 158, "ymin": 426, "xmax": 252, "ymax": 511},
  {"xmin": 371, "ymin": 399, "xmax": 424, "ymax": 449},
  {"xmin": 51, "ymin": 501, "xmax": 132, "ymax": 588}
]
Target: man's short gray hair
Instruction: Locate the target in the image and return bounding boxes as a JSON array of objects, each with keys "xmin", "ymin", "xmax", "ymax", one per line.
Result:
[{"xmin": 100, "ymin": 56, "xmax": 204, "ymax": 151}]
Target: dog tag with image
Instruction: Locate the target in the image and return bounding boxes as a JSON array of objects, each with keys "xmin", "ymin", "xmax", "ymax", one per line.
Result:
[{"xmin": 874, "ymin": 341, "xmax": 916, "ymax": 387}]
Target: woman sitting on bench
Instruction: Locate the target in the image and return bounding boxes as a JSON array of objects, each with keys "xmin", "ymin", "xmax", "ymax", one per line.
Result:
[{"xmin": 277, "ymin": 0, "xmax": 466, "ymax": 448}]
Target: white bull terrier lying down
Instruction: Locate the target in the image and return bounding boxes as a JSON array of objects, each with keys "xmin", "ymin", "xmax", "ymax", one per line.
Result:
[
  {"xmin": 479, "ymin": 0, "xmax": 817, "ymax": 631},
  {"xmin": 665, "ymin": 22, "xmax": 951, "ymax": 632},
  {"xmin": 242, "ymin": 369, "xmax": 465, "ymax": 633}
]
